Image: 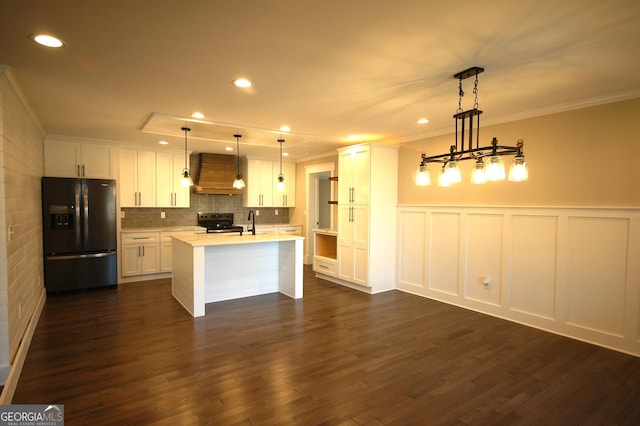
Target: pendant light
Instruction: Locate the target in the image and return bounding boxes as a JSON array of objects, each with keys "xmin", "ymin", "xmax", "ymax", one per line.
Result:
[
  {"xmin": 415, "ymin": 67, "xmax": 527, "ymax": 186},
  {"xmin": 180, "ymin": 127, "xmax": 193, "ymax": 186},
  {"xmin": 276, "ymin": 138, "xmax": 285, "ymax": 191},
  {"xmin": 232, "ymin": 134, "xmax": 246, "ymax": 189}
]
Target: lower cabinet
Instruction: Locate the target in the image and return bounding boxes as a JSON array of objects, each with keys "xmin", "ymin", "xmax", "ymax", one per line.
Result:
[
  {"xmin": 313, "ymin": 230, "xmax": 338, "ymax": 277},
  {"xmin": 121, "ymin": 232, "xmax": 161, "ymax": 277},
  {"xmin": 160, "ymin": 231, "xmax": 196, "ymax": 272}
]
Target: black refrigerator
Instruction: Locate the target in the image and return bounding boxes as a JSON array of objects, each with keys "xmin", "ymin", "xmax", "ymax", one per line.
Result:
[{"xmin": 42, "ymin": 177, "xmax": 117, "ymax": 292}]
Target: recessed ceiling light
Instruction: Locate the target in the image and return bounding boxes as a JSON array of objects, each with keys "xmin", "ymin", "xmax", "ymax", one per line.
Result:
[
  {"xmin": 233, "ymin": 78, "xmax": 252, "ymax": 88},
  {"xmin": 280, "ymin": 125, "xmax": 291, "ymax": 132},
  {"xmin": 282, "ymin": 152, "xmax": 289, "ymax": 157},
  {"xmin": 417, "ymin": 118, "xmax": 430, "ymax": 124},
  {"xmin": 158, "ymin": 140, "xmax": 169, "ymax": 145},
  {"xmin": 191, "ymin": 112, "xmax": 205, "ymax": 119},
  {"xmin": 225, "ymin": 147, "xmax": 233, "ymax": 151},
  {"xmin": 32, "ymin": 34, "xmax": 64, "ymax": 48}
]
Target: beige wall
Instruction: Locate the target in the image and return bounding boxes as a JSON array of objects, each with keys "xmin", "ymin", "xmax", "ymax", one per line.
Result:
[
  {"xmin": 0, "ymin": 67, "xmax": 45, "ymax": 379},
  {"xmin": 398, "ymin": 98, "xmax": 640, "ymax": 207}
]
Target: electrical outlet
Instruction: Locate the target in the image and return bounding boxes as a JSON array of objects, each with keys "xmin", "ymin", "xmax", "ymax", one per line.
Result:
[
  {"xmin": 275, "ymin": 209, "xmax": 278, "ymax": 215},
  {"xmin": 483, "ymin": 276, "xmax": 490, "ymax": 289},
  {"xmin": 121, "ymin": 211, "xmax": 125, "ymax": 219},
  {"xmin": 161, "ymin": 212, "xmax": 166, "ymax": 219},
  {"xmin": 256, "ymin": 210, "xmax": 260, "ymax": 216}
]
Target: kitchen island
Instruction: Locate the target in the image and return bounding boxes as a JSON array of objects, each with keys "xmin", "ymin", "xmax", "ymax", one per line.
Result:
[{"xmin": 171, "ymin": 232, "xmax": 304, "ymax": 317}]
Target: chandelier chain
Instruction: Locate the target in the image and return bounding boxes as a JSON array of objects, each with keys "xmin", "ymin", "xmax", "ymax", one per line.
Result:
[
  {"xmin": 473, "ymin": 73, "xmax": 479, "ymax": 110},
  {"xmin": 457, "ymin": 77, "xmax": 464, "ymax": 114}
]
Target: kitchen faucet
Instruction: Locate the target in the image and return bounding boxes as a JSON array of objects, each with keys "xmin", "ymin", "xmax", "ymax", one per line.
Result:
[{"xmin": 247, "ymin": 210, "xmax": 256, "ymax": 235}]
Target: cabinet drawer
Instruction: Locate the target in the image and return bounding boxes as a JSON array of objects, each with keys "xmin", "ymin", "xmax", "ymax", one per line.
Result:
[
  {"xmin": 122, "ymin": 232, "xmax": 160, "ymax": 244},
  {"xmin": 313, "ymin": 256, "xmax": 337, "ymax": 275}
]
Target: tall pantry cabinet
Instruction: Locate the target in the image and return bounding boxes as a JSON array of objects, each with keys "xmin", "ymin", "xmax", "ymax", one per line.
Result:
[{"xmin": 331, "ymin": 143, "xmax": 397, "ymax": 293}]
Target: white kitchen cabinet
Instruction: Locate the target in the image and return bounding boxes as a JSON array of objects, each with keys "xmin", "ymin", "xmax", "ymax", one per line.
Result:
[
  {"xmin": 119, "ymin": 149, "xmax": 157, "ymax": 207},
  {"xmin": 121, "ymin": 232, "xmax": 161, "ymax": 276},
  {"xmin": 273, "ymin": 162, "xmax": 296, "ymax": 207},
  {"xmin": 244, "ymin": 158, "xmax": 296, "ymax": 207},
  {"xmin": 244, "ymin": 159, "xmax": 273, "ymax": 207},
  {"xmin": 278, "ymin": 224, "xmax": 302, "ymax": 235},
  {"xmin": 160, "ymin": 230, "xmax": 196, "ymax": 272},
  {"xmin": 338, "ymin": 145, "xmax": 370, "ymax": 205},
  {"xmin": 44, "ymin": 139, "xmax": 115, "ymax": 178},
  {"xmin": 316, "ymin": 143, "xmax": 397, "ymax": 293},
  {"xmin": 156, "ymin": 151, "xmax": 190, "ymax": 208},
  {"xmin": 337, "ymin": 204, "xmax": 369, "ymax": 285},
  {"xmin": 313, "ymin": 230, "xmax": 338, "ymax": 277},
  {"xmin": 253, "ymin": 225, "xmax": 279, "ymax": 235}
]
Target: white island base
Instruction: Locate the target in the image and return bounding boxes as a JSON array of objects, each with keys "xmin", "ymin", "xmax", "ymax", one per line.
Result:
[{"xmin": 171, "ymin": 233, "xmax": 304, "ymax": 317}]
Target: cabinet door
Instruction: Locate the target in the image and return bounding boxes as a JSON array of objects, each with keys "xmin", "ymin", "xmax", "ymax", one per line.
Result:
[
  {"xmin": 350, "ymin": 150, "xmax": 370, "ymax": 204},
  {"xmin": 274, "ymin": 162, "xmax": 296, "ymax": 207},
  {"xmin": 121, "ymin": 244, "xmax": 142, "ymax": 276},
  {"xmin": 157, "ymin": 152, "xmax": 190, "ymax": 208},
  {"xmin": 338, "ymin": 147, "xmax": 369, "ymax": 204},
  {"xmin": 172, "ymin": 152, "xmax": 191, "ymax": 207},
  {"xmin": 82, "ymin": 144, "xmax": 114, "ymax": 178},
  {"xmin": 136, "ymin": 151, "xmax": 157, "ymax": 207},
  {"xmin": 337, "ymin": 205, "xmax": 353, "ymax": 281},
  {"xmin": 140, "ymin": 243, "xmax": 161, "ymax": 274},
  {"xmin": 155, "ymin": 152, "xmax": 176, "ymax": 207},
  {"xmin": 245, "ymin": 159, "xmax": 273, "ymax": 207},
  {"xmin": 44, "ymin": 140, "xmax": 81, "ymax": 177},
  {"xmin": 336, "ymin": 205, "xmax": 368, "ymax": 285},
  {"xmin": 351, "ymin": 205, "xmax": 369, "ymax": 285},
  {"xmin": 119, "ymin": 149, "xmax": 138, "ymax": 207},
  {"xmin": 161, "ymin": 241, "xmax": 173, "ymax": 272}
]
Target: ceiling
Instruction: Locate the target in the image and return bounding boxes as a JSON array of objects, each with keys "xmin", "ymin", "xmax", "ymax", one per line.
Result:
[{"xmin": 1, "ymin": 0, "xmax": 640, "ymax": 160}]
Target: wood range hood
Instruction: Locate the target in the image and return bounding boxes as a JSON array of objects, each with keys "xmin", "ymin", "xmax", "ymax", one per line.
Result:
[{"xmin": 194, "ymin": 153, "xmax": 241, "ymax": 195}]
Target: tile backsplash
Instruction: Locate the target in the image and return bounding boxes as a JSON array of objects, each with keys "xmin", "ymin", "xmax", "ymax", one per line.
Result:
[{"xmin": 121, "ymin": 192, "xmax": 290, "ymax": 228}]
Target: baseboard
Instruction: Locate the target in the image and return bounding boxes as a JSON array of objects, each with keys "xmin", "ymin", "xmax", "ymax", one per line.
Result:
[{"xmin": 0, "ymin": 287, "xmax": 46, "ymax": 404}]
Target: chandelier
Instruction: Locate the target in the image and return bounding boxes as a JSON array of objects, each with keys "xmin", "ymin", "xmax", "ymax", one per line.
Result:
[{"xmin": 415, "ymin": 66, "xmax": 528, "ymax": 187}]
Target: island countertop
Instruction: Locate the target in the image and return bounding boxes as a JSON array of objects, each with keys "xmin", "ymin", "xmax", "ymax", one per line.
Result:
[{"xmin": 172, "ymin": 232, "xmax": 304, "ymax": 247}]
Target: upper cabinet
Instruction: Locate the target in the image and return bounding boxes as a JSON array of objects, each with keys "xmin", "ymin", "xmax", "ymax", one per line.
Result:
[
  {"xmin": 273, "ymin": 161, "xmax": 296, "ymax": 207},
  {"xmin": 44, "ymin": 139, "xmax": 115, "ymax": 179},
  {"xmin": 119, "ymin": 149, "xmax": 157, "ymax": 207},
  {"xmin": 338, "ymin": 146, "xmax": 370, "ymax": 205},
  {"xmin": 243, "ymin": 158, "xmax": 296, "ymax": 207},
  {"xmin": 244, "ymin": 158, "xmax": 273, "ymax": 207},
  {"xmin": 156, "ymin": 151, "xmax": 190, "ymax": 207}
]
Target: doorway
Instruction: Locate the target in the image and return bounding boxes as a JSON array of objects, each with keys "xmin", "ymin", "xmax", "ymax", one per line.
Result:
[{"xmin": 305, "ymin": 163, "xmax": 335, "ymax": 263}]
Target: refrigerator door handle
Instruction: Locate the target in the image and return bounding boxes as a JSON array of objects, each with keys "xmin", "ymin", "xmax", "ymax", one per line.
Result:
[
  {"xmin": 46, "ymin": 251, "xmax": 117, "ymax": 261},
  {"xmin": 83, "ymin": 181, "xmax": 90, "ymax": 248},
  {"xmin": 75, "ymin": 182, "xmax": 82, "ymax": 247}
]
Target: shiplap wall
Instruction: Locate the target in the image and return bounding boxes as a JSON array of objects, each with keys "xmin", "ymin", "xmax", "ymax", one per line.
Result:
[
  {"xmin": 396, "ymin": 205, "xmax": 640, "ymax": 356},
  {"xmin": 0, "ymin": 67, "xmax": 46, "ymax": 383}
]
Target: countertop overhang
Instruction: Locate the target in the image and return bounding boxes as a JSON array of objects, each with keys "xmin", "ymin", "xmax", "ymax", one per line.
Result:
[{"xmin": 172, "ymin": 232, "xmax": 304, "ymax": 247}]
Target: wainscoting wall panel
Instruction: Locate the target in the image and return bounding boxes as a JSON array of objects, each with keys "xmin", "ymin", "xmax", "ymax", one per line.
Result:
[
  {"xmin": 509, "ymin": 215, "xmax": 558, "ymax": 320},
  {"xmin": 429, "ymin": 212, "xmax": 461, "ymax": 296},
  {"xmin": 397, "ymin": 205, "xmax": 640, "ymax": 356}
]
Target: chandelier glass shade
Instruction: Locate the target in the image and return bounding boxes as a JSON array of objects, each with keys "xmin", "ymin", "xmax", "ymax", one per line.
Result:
[
  {"xmin": 415, "ymin": 66, "xmax": 527, "ymax": 187},
  {"xmin": 180, "ymin": 127, "xmax": 193, "ymax": 187},
  {"xmin": 232, "ymin": 134, "xmax": 246, "ymax": 189}
]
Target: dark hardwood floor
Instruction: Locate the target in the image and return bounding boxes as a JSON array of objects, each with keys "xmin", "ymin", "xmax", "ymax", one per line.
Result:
[{"xmin": 13, "ymin": 266, "xmax": 640, "ymax": 425}]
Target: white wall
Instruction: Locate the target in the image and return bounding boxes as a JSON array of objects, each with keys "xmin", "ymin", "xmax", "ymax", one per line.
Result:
[
  {"xmin": 0, "ymin": 67, "xmax": 46, "ymax": 384},
  {"xmin": 397, "ymin": 205, "xmax": 640, "ymax": 356}
]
